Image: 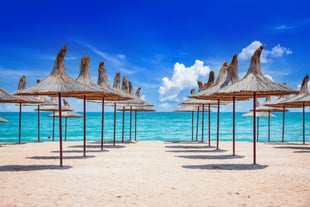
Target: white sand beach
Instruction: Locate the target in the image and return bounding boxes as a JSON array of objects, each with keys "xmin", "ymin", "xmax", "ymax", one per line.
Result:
[{"xmin": 0, "ymin": 140, "xmax": 309, "ymax": 207}]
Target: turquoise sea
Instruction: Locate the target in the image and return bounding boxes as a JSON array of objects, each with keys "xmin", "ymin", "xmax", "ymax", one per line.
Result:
[{"xmin": 0, "ymin": 112, "xmax": 309, "ymax": 143}]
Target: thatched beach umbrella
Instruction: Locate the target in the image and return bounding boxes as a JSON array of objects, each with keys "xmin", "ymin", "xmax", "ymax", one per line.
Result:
[
  {"xmin": 15, "ymin": 45, "xmax": 106, "ymax": 167},
  {"xmin": 118, "ymin": 105, "xmax": 155, "ymax": 141},
  {"xmin": 255, "ymin": 96, "xmax": 288, "ymax": 142},
  {"xmin": 242, "ymin": 99, "xmax": 276, "ymax": 142},
  {"xmin": 190, "ymin": 55, "xmax": 244, "ymax": 154},
  {"xmin": 76, "ymin": 57, "xmax": 132, "ymax": 152},
  {"xmin": 180, "ymin": 97, "xmax": 217, "ymax": 144},
  {"xmin": 212, "ymin": 45, "xmax": 298, "ymax": 164},
  {"xmin": 49, "ymin": 99, "xmax": 82, "ymax": 141},
  {"xmin": 174, "ymin": 103, "xmax": 210, "ymax": 142},
  {"xmin": 265, "ymin": 75, "xmax": 309, "ymax": 144}
]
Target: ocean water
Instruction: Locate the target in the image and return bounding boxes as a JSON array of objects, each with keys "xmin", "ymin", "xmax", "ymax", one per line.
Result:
[{"xmin": 0, "ymin": 112, "xmax": 309, "ymax": 143}]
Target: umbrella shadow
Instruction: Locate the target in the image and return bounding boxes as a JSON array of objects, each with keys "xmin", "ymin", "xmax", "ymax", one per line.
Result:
[
  {"xmin": 50, "ymin": 149, "xmax": 109, "ymax": 153},
  {"xmin": 177, "ymin": 154, "xmax": 244, "ymax": 160},
  {"xmin": 165, "ymin": 145, "xmax": 216, "ymax": 149},
  {"xmin": 68, "ymin": 144, "xmax": 126, "ymax": 149},
  {"xmin": 273, "ymin": 146, "xmax": 310, "ymax": 150},
  {"xmin": 26, "ymin": 155, "xmax": 95, "ymax": 160},
  {"xmin": 166, "ymin": 149, "xmax": 227, "ymax": 153},
  {"xmin": 0, "ymin": 164, "xmax": 72, "ymax": 171},
  {"xmin": 183, "ymin": 164, "xmax": 268, "ymax": 170}
]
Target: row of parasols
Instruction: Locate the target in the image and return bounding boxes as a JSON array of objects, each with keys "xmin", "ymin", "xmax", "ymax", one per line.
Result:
[
  {"xmin": 175, "ymin": 45, "xmax": 309, "ymax": 165},
  {"xmin": 0, "ymin": 45, "xmax": 155, "ymax": 167}
]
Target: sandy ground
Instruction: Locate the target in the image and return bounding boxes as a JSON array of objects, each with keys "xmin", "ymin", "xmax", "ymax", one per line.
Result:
[{"xmin": 0, "ymin": 140, "xmax": 309, "ymax": 207}]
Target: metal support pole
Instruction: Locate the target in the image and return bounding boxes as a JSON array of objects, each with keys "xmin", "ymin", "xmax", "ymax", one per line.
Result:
[
  {"xmin": 113, "ymin": 103, "xmax": 116, "ymax": 146},
  {"xmin": 52, "ymin": 110, "xmax": 55, "ymax": 142},
  {"xmin": 129, "ymin": 106, "xmax": 132, "ymax": 141},
  {"xmin": 58, "ymin": 92, "xmax": 63, "ymax": 167},
  {"xmin": 191, "ymin": 111, "xmax": 194, "ymax": 142},
  {"xmin": 216, "ymin": 99, "xmax": 220, "ymax": 150},
  {"xmin": 18, "ymin": 102, "xmax": 22, "ymax": 144},
  {"xmin": 196, "ymin": 106, "xmax": 199, "ymax": 141},
  {"xmin": 233, "ymin": 96, "xmax": 236, "ymax": 155},
  {"xmin": 122, "ymin": 106, "xmax": 125, "ymax": 143},
  {"xmin": 37, "ymin": 105, "xmax": 40, "ymax": 142},
  {"xmin": 201, "ymin": 104, "xmax": 205, "ymax": 143},
  {"xmin": 253, "ymin": 92, "xmax": 257, "ymax": 165},
  {"xmin": 83, "ymin": 95, "xmax": 86, "ymax": 157},
  {"xmin": 268, "ymin": 111, "xmax": 271, "ymax": 142},
  {"xmin": 134, "ymin": 110, "xmax": 137, "ymax": 141},
  {"xmin": 208, "ymin": 103, "xmax": 211, "ymax": 146},
  {"xmin": 101, "ymin": 97, "xmax": 105, "ymax": 151},
  {"xmin": 303, "ymin": 103, "xmax": 305, "ymax": 144},
  {"xmin": 282, "ymin": 106, "xmax": 285, "ymax": 142}
]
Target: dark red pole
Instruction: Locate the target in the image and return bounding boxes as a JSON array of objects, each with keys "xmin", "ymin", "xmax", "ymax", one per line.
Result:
[
  {"xmin": 208, "ymin": 103, "xmax": 211, "ymax": 146},
  {"xmin": 129, "ymin": 106, "xmax": 132, "ymax": 141},
  {"xmin": 134, "ymin": 110, "xmax": 137, "ymax": 141},
  {"xmin": 58, "ymin": 92, "xmax": 63, "ymax": 167},
  {"xmin": 201, "ymin": 104, "xmax": 205, "ymax": 143},
  {"xmin": 268, "ymin": 111, "xmax": 271, "ymax": 142},
  {"xmin": 37, "ymin": 105, "xmax": 40, "ymax": 142},
  {"xmin": 101, "ymin": 97, "xmax": 105, "ymax": 151},
  {"xmin": 233, "ymin": 96, "xmax": 236, "ymax": 156},
  {"xmin": 191, "ymin": 111, "xmax": 194, "ymax": 141},
  {"xmin": 122, "ymin": 106, "xmax": 125, "ymax": 143},
  {"xmin": 65, "ymin": 117, "xmax": 67, "ymax": 142},
  {"xmin": 257, "ymin": 117, "xmax": 259, "ymax": 142},
  {"xmin": 52, "ymin": 110, "xmax": 55, "ymax": 142},
  {"xmin": 83, "ymin": 95, "xmax": 86, "ymax": 157},
  {"xmin": 302, "ymin": 102, "xmax": 305, "ymax": 144},
  {"xmin": 282, "ymin": 105, "xmax": 285, "ymax": 142},
  {"xmin": 18, "ymin": 102, "xmax": 22, "ymax": 144},
  {"xmin": 253, "ymin": 92, "xmax": 257, "ymax": 165},
  {"xmin": 113, "ymin": 103, "xmax": 116, "ymax": 146},
  {"xmin": 216, "ymin": 99, "xmax": 220, "ymax": 150},
  {"xmin": 196, "ymin": 106, "xmax": 199, "ymax": 141}
]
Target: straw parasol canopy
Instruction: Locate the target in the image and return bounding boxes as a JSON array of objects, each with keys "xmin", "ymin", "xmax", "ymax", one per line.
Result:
[
  {"xmin": 0, "ymin": 87, "xmax": 22, "ymax": 103},
  {"xmin": 14, "ymin": 45, "xmax": 111, "ymax": 167},
  {"xmin": 242, "ymin": 111, "xmax": 275, "ymax": 118},
  {"xmin": 0, "ymin": 117, "xmax": 8, "ymax": 123},
  {"xmin": 213, "ymin": 45, "xmax": 297, "ymax": 164}
]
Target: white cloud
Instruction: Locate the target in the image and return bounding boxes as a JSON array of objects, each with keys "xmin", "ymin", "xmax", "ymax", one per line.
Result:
[
  {"xmin": 264, "ymin": 74, "xmax": 273, "ymax": 81},
  {"xmin": 275, "ymin": 18, "xmax": 310, "ymax": 31},
  {"xmin": 158, "ymin": 60, "xmax": 210, "ymax": 103},
  {"xmin": 239, "ymin": 41, "xmax": 292, "ymax": 63}
]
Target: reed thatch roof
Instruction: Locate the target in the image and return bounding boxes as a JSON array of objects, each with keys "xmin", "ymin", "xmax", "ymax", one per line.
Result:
[
  {"xmin": 15, "ymin": 76, "xmax": 44, "ymax": 105},
  {"xmin": 0, "ymin": 87, "xmax": 22, "ymax": 103},
  {"xmin": 265, "ymin": 75, "xmax": 309, "ymax": 108},
  {"xmin": 242, "ymin": 111, "xmax": 275, "ymax": 118},
  {"xmin": 255, "ymin": 96, "xmax": 288, "ymax": 112},
  {"xmin": 75, "ymin": 57, "xmax": 130, "ymax": 101},
  {"xmin": 190, "ymin": 55, "xmax": 248, "ymax": 101},
  {"xmin": 174, "ymin": 104, "xmax": 210, "ymax": 112},
  {"xmin": 117, "ymin": 105, "xmax": 155, "ymax": 112},
  {"xmin": 15, "ymin": 45, "xmax": 101, "ymax": 97},
  {"xmin": 48, "ymin": 100, "xmax": 82, "ymax": 118},
  {"xmin": 0, "ymin": 117, "xmax": 8, "ymax": 122},
  {"xmin": 214, "ymin": 46, "xmax": 298, "ymax": 98}
]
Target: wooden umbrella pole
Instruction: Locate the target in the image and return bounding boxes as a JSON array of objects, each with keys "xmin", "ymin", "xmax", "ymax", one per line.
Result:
[
  {"xmin": 216, "ymin": 99, "xmax": 220, "ymax": 150},
  {"xmin": 52, "ymin": 110, "xmax": 55, "ymax": 142},
  {"xmin": 58, "ymin": 92, "xmax": 63, "ymax": 167},
  {"xmin": 83, "ymin": 95, "xmax": 87, "ymax": 157},
  {"xmin": 253, "ymin": 92, "xmax": 257, "ymax": 165},
  {"xmin": 191, "ymin": 111, "xmax": 194, "ymax": 142},
  {"xmin": 233, "ymin": 96, "xmax": 236, "ymax": 156},
  {"xmin": 129, "ymin": 106, "xmax": 132, "ymax": 141},
  {"xmin": 18, "ymin": 102, "xmax": 22, "ymax": 144},
  {"xmin": 201, "ymin": 104, "xmax": 205, "ymax": 143},
  {"xmin": 257, "ymin": 117, "xmax": 259, "ymax": 142},
  {"xmin": 101, "ymin": 97, "xmax": 105, "ymax": 151},
  {"xmin": 122, "ymin": 106, "xmax": 125, "ymax": 143},
  {"xmin": 37, "ymin": 105, "xmax": 40, "ymax": 142},
  {"xmin": 302, "ymin": 102, "xmax": 305, "ymax": 144},
  {"xmin": 134, "ymin": 110, "xmax": 137, "ymax": 141},
  {"xmin": 196, "ymin": 106, "xmax": 199, "ymax": 141},
  {"xmin": 268, "ymin": 111, "xmax": 271, "ymax": 142},
  {"xmin": 282, "ymin": 106, "xmax": 285, "ymax": 142},
  {"xmin": 208, "ymin": 103, "xmax": 211, "ymax": 146},
  {"xmin": 113, "ymin": 102, "xmax": 116, "ymax": 146},
  {"xmin": 65, "ymin": 117, "xmax": 67, "ymax": 142}
]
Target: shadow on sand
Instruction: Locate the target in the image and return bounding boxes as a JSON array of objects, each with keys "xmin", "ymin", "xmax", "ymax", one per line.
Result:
[
  {"xmin": 26, "ymin": 155, "xmax": 95, "ymax": 160},
  {"xmin": 0, "ymin": 164, "xmax": 72, "ymax": 171},
  {"xmin": 68, "ymin": 144, "xmax": 126, "ymax": 149},
  {"xmin": 177, "ymin": 154, "xmax": 244, "ymax": 160},
  {"xmin": 166, "ymin": 149, "xmax": 227, "ymax": 153},
  {"xmin": 50, "ymin": 149, "xmax": 109, "ymax": 153},
  {"xmin": 183, "ymin": 164, "xmax": 268, "ymax": 170}
]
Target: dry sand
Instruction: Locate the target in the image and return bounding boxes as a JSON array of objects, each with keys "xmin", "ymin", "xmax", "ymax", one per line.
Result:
[{"xmin": 0, "ymin": 140, "xmax": 309, "ymax": 207}]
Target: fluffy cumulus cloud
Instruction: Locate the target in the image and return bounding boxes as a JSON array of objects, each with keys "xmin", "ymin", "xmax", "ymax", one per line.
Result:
[
  {"xmin": 158, "ymin": 60, "xmax": 210, "ymax": 102},
  {"xmin": 239, "ymin": 41, "xmax": 292, "ymax": 63}
]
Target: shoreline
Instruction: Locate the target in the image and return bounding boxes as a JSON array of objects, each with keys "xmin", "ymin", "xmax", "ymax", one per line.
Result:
[{"xmin": 1, "ymin": 140, "xmax": 309, "ymax": 206}]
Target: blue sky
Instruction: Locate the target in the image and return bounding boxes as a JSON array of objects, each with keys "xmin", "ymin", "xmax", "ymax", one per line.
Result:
[{"xmin": 0, "ymin": 0, "xmax": 309, "ymax": 112}]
